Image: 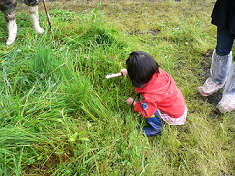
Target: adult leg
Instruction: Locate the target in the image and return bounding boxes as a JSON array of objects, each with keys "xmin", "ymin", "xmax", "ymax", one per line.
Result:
[
  {"xmin": 198, "ymin": 28, "xmax": 233, "ymax": 96},
  {"xmin": 216, "ymin": 28, "xmax": 234, "ymax": 56},
  {"xmin": 29, "ymin": 5, "xmax": 44, "ymax": 34},
  {"xmin": 1, "ymin": 0, "xmax": 18, "ymax": 45},
  {"xmin": 217, "ymin": 59, "xmax": 235, "ymax": 113}
]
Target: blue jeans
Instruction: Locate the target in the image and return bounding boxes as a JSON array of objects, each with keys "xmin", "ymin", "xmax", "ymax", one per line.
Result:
[
  {"xmin": 216, "ymin": 28, "xmax": 234, "ymax": 57},
  {"xmin": 140, "ymin": 110, "xmax": 163, "ymax": 137}
]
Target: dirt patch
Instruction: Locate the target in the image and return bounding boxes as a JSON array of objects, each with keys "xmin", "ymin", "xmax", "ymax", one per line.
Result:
[
  {"xmin": 147, "ymin": 29, "xmax": 160, "ymax": 36},
  {"xmin": 24, "ymin": 151, "xmax": 72, "ymax": 175},
  {"xmin": 206, "ymin": 91, "xmax": 223, "ymax": 106},
  {"xmin": 200, "ymin": 49, "xmax": 213, "ymax": 79},
  {"xmin": 129, "ymin": 29, "xmax": 160, "ymax": 36},
  {"xmin": 128, "ymin": 29, "xmax": 160, "ymax": 43}
]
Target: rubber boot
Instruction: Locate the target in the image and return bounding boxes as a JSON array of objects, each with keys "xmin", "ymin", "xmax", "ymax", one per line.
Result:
[
  {"xmin": 217, "ymin": 61, "xmax": 235, "ymax": 113},
  {"xmin": 198, "ymin": 50, "xmax": 232, "ymax": 96},
  {"xmin": 141, "ymin": 111, "xmax": 163, "ymax": 137}
]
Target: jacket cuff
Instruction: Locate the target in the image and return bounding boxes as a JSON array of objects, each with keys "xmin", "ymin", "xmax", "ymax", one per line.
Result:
[{"xmin": 134, "ymin": 102, "xmax": 141, "ymax": 112}]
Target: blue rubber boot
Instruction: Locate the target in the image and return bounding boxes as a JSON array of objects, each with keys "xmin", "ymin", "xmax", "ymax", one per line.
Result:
[{"xmin": 142, "ymin": 110, "xmax": 163, "ymax": 136}]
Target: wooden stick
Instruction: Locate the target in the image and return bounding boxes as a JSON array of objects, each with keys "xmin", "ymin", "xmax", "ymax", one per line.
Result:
[
  {"xmin": 105, "ymin": 73, "xmax": 122, "ymax": 79},
  {"xmin": 42, "ymin": 0, "xmax": 51, "ymax": 30}
]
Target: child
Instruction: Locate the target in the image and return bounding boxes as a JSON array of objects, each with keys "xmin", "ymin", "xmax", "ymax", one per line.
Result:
[{"xmin": 121, "ymin": 51, "xmax": 187, "ymax": 136}]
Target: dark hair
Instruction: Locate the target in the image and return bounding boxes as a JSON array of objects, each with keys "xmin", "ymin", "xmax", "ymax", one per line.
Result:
[{"xmin": 126, "ymin": 51, "xmax": 159, "ymax": 88}]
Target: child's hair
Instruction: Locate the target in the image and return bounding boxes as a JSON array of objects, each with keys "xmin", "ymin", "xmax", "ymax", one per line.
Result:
[{"xmin": 126, "ymin": 51, "xmax": 159, "ymax": 88}]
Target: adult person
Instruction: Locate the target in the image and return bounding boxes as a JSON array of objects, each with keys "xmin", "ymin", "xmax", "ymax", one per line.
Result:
[{"xmin": 198, "ymin": 0, "xmax": 235, "ymax": 113}]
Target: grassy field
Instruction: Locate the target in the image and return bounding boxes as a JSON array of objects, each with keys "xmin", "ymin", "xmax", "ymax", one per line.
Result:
[{"xmin": 0, "ymin": 0, "xmax": 234, "ymax": 175}]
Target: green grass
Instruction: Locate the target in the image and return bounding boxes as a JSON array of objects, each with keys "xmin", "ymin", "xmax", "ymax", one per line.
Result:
[{"xmin": 0, "ymin": 0, "xmax": 234, "ymax": 175}]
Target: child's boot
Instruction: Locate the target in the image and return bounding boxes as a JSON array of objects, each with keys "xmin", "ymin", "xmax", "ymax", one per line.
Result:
[
  {"xmin": 142, "ymin": 117, "xmax": 163, "ymax": 136},
  {"xmin": 140, "ymin": 110, "xmax": 163, "ymax": 136},
  {"xmin": 198, "ymin": 50, "xmax": 232, "ymax": 96},
  {"xmin": 217, "ymin": 61, "xmax": 235, "ymax": 113}
]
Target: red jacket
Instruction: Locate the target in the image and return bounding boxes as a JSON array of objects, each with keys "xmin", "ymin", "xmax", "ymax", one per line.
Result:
[{"xmin": 134, "ymin": 68, "xmax": 186, "ymax": 118}]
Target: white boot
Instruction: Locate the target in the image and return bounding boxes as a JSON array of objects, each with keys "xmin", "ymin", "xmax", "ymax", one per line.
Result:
[
  {"xmin": 198, "ymin": 50, "xmax": 232, "ymax": 96},
  {"xmin": 5, "ymin": 13, "xmax": 17, "ymax": 45},
  {"xmin": 30, "ymin": 6, "xmax": 44, "ymax": 34},
  {"xmin": 217, "ymin": 62, "xmax": 235, "ymax": 113}
]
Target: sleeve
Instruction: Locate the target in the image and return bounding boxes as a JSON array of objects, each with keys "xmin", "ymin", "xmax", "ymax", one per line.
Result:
[{"xmin": 134, "ymin": 99, "xmax": 157, "ymax": 118}]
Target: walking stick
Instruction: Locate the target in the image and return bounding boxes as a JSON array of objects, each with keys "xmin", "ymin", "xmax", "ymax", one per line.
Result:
[{"xmin": 42, "ymin": 0, "xmax": 51, "ymax": 30}]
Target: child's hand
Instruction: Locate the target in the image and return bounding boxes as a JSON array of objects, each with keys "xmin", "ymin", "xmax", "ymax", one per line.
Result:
[
  {"xmin": 126, "ymin": 97, "xmax": 136, "ymax": 106},
  {"xmin": 120, "ymin": 68, "xmax": 128, "ymax": 76}
]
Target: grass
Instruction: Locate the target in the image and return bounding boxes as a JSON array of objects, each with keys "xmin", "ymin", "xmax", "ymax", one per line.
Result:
[{"xmin": 0, "ymin": 0, "xmax": 234, "ymax": 175}]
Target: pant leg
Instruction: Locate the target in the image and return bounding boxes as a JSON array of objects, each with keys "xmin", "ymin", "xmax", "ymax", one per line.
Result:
[
  {"xmin": 211, "ymin": 28, "xmax": 234, "ymax": 85},
  {"xmin": 216, "ymin": 28, "xmax": 234, "ymax": 56},
  {"xmin": 141, "ymin": 110, "xmax": 163, "ymax": 137}
]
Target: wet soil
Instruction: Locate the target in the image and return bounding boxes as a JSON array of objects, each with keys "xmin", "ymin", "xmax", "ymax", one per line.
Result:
[{"xmin": 200, "ymin": 49, "xmax": 212, "ymax": 79}]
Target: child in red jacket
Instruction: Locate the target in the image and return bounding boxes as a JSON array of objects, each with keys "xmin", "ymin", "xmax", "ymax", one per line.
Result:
[{"xmin": 121, "ymin": 51, "xmax": 187, "ymax": 136}]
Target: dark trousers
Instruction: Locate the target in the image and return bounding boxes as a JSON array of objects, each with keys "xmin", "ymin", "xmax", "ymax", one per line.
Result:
[{"xmin": 216, "ymin": 28, "xmax": 234, "ymax": 56}]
